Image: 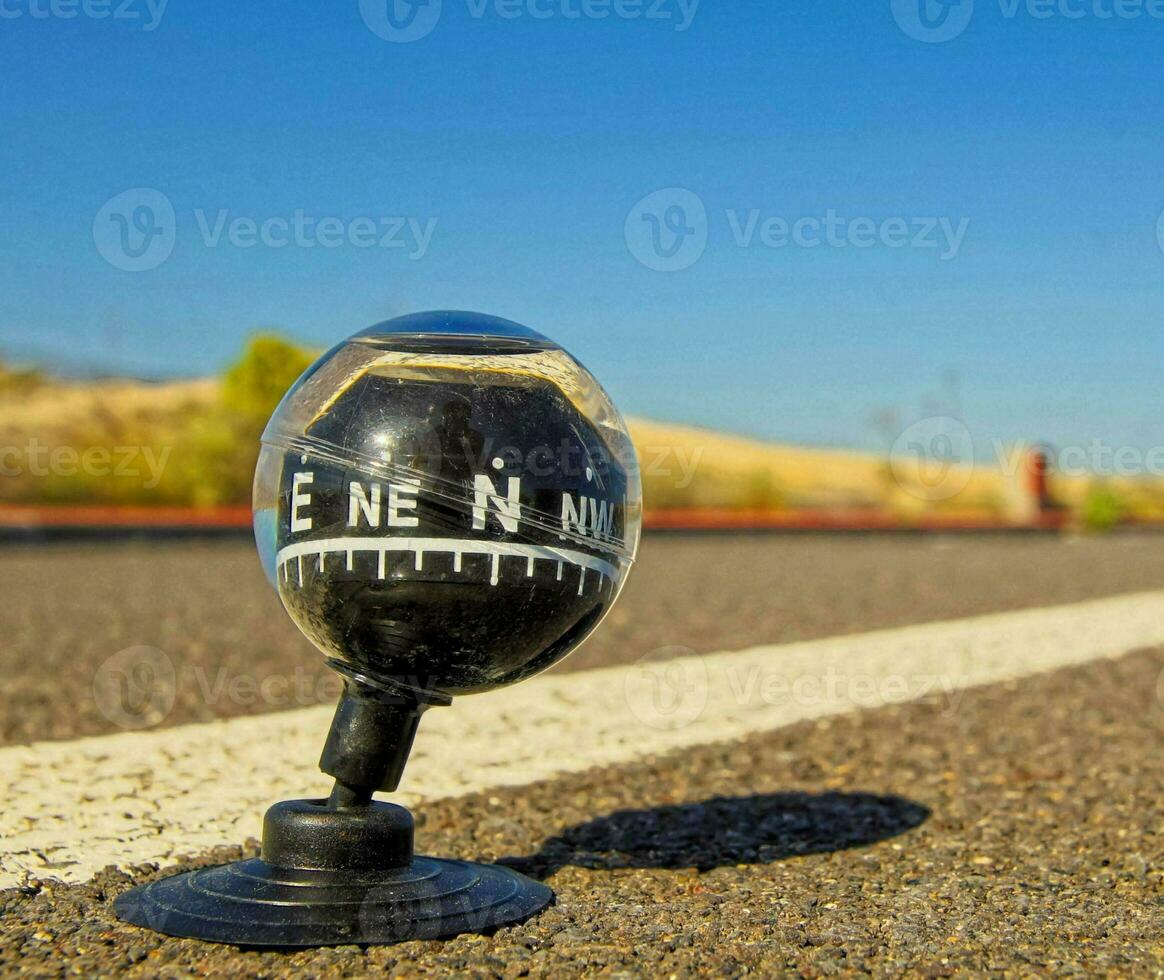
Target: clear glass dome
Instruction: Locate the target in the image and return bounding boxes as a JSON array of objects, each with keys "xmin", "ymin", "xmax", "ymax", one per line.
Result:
[{"xmin": 253, "ymin": 312, "xmax": 642, "ymax": 700}]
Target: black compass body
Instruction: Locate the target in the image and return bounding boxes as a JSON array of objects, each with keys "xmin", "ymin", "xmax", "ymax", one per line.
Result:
[
  {"xmin": 117, "ymin": 312, "xmax": 641, "ymax": 948},
  {"xmin": 256, "ymin": 312, "xmax": 639, "ymax": 699}
]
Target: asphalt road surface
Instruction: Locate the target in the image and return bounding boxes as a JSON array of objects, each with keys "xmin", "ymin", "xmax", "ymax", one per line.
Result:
[
  {"xmin": 1, "ymin": 532, "xmax": 1162, "ymax": 976},
  {"xmin": 2, "ymin": 532, "xmax": 1164, "ymax": 743},
  {"xmin": 2, "ymin": 647, "xmax": 1161, "ymax": 975}
]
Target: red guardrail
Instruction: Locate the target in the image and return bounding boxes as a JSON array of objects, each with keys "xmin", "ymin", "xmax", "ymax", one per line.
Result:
[
  {"xmin": 0, "ymin": 504, "xmax": 253, "ymax": 530},
  {"xmin": 0, "ymin": 504, "xmax": 1074, "ymax": 534},
  {"xmin": 643, "ymin": 508, "xmax": 1071, "ymax": 532}
]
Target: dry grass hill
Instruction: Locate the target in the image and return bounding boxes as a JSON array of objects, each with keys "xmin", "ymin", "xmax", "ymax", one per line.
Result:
[{"xmin": 1, "ymin": 350, "xmax": 1158, "ymax": 527}]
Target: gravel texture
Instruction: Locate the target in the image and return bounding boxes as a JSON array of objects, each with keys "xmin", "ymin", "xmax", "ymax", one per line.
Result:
[
  {"xmin": 3, "ymin": 532, "xmax": 1164, "ymax": 744},
  {"xmin": 2, "ymin": 646, "xmax": 1162, "ymax": 976}
]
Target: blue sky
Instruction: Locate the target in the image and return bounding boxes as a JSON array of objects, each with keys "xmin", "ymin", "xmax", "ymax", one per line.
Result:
[{"xmin": 1, "ymin": 0, "xmax": 1163, "ymax": 452}]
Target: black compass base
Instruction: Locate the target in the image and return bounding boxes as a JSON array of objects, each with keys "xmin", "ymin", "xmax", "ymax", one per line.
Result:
[
  {"xmin": 113, "ymin": 854, "xmax": 552, "ymax": 947},
  {"xmin": 113, "ymin": 797, "xmax": 553, "ymax": 947}
]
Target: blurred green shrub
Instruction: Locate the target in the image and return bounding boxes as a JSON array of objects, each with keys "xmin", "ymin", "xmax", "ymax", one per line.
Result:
[
  {"xmin": 221, "ymin": 334, "xmax": 315, "ymax": 424},
  {"xmin": 149, "ymin": 409, "xmax": 258, "ymax": 507},
  {"xmin": 742, "ymin": 466, "xmax": 786, "ymax": 510},
  {"xmin": 1081, "ymin": 485, "xmax": 1126, "ymax": 531},
  {"xmin": 170, "ymin": 334, "xmax": 315, "ymax": 505}
]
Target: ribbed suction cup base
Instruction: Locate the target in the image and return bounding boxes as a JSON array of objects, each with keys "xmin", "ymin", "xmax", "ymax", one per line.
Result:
[
  {"xmin": 113, "ymin": 798, "xmax": 552, "ymax": 947},
  {"xmin": 114, "ymin": 855, "xmax": 552, "ymax": 947}
]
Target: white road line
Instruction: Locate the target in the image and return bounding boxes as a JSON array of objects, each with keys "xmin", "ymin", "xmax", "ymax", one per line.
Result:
[{"xmin": 3, "ymin": 590, "xmax": 1164, "ymax": 888}]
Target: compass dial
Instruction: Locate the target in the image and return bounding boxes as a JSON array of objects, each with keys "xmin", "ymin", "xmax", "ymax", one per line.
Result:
[{"xmin": 253, "ymin": 312, "xmax": 641, "ymax": 700}]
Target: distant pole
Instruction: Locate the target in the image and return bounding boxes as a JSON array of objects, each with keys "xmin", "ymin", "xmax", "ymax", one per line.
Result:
[{"xmin": 1028, "ymin": 446, "xmax": 1053, "ymax": 515}]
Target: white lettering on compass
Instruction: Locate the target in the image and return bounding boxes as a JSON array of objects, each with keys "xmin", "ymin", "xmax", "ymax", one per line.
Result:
[
  {"xmin": 347, "ymin": 479, "xmax": 421, "ymax": 529},
  {"xmin": 472, "ymin": 471, "xmax": 522, "ymax": 532},
  {"xmin": 291, "ymin": 471, "xmax": 314, "ymax": 533},
  {"xmin": 291, "ymin": 467, "xmax": 616, "ymax": 548},
  {"xmin": 559, "ymin": 493, "xmax": 615, "ymax": 542}
]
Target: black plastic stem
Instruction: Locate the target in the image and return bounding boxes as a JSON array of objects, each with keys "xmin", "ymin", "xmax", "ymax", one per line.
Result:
[
  {"xmin": 327, "ymin": 780, "xmax": 373, "ymax": 809},
  {"xmin": 318, "ymin": 679, "xmax": 428, "ymax": 796}
]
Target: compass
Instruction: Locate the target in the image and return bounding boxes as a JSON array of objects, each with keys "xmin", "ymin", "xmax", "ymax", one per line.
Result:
[{"xmin": 114, "ymin": 311, "xmax": 642, "ymax": 946}]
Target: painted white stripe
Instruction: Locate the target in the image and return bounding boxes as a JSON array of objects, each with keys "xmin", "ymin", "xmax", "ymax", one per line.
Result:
[{"xmin": 3, "ymin": 590, "xmax": 1164, "ymax": 888}]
